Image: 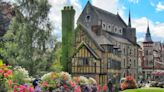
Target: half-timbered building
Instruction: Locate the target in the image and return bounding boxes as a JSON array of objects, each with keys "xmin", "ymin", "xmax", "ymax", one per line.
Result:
[{"xmin": 61, "ymin": 1, "xmax": 139, "ymax": 84}]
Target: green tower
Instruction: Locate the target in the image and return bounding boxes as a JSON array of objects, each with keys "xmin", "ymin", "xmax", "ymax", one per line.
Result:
[{"xmin": 61, "ymin": 6, "xmax": 75, "ymax": 72}]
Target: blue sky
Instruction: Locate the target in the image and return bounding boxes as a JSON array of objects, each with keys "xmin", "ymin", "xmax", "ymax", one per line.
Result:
[{"xmin": 48, "ymin": 0, "xmax": 164, "ymax": 42}]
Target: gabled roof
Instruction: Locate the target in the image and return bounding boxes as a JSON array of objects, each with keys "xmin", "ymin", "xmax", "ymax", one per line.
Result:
[
  {"xmin": 74, "ymin": 41, "xmax": 100, "ymax": 60},
  {"xmin": 78, "ymin": 23, "xmax": 113, "ymax": 51},
  {"xmin": 93, "ymin": 6, "xmax": 127, "ymax": 28}
]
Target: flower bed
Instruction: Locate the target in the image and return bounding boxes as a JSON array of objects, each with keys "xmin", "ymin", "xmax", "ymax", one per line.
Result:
[
  {"xmin": 121, "ymin": 76, "xmax": 137, "ymax": 90},
  {"xmin": 0, "ymin": 60, "xmax": 109, "ymax": 92}
]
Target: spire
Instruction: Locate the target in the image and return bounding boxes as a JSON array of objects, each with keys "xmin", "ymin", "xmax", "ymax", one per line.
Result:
[
  {"xmin": 144, "ymin": 21, "xmax": 153, "ymax": 43},
  {"xmin": 128, "ymin": 9, "xmax": 131, "ymax": 27},
  {"xmin": 147, "ymin": 21, "xmax": 150, "ymax": 34}
]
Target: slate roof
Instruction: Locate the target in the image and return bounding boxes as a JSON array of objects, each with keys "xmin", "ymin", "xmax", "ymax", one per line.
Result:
[
  {"xmin": 105, "ymin": 31, "xmax": 131, "ymax": 44},
  {"xmin": 93, "ymin": 6, "xmax": 127, "ymax": 28},
  {"xmin": 76, "ymin": 1, "xmax": 139, "ymax": 51},
  {"xmin": 78, "ymin": 22, "xmax": 113, "ymax": 51},
  {"xmin": 144, "ymin": 25, "xmax": 153, "ymax": 43}
]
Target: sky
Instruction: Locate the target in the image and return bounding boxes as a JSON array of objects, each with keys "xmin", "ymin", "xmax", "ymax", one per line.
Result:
[{"xmin": 48, "ymin": 0, "xmax": 164, "ymax": 42}]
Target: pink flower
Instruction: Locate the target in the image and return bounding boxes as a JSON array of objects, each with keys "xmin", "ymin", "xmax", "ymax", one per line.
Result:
[
  {"xmin": 7, "ymin": 70, "xmax": 12, "ymax": 75},
  {"xmin": 8, "ymin": 80, "xmax": 13, "ymax": 88},
  {"xmin": 4, "ymin": 73, "xmax": 9, "ymax": 77},
  {"xmin": 74, "ymin": 86, "xmax": 81, "ymax": 92},
  {"xmin": 19, "ymin": 85, "xmax": 26, "ymax": 92},
  {"xmin": 13, "ymin": 85, "xmax": 19, "ymax": 92},
  {"xmin": 29, "ymin": 86, "xmax": 34, "ymax": 92},
  {"xmin": 70, "ymin": 81, "xmax": 76, "ymax": 87}
]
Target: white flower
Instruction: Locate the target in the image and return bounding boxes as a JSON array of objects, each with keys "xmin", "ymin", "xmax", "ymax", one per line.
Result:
[
  {"xmin": 79, "ymin": 76, "xmax": 88, "ymax": 84},
  {"xmin": 41, "ymin": 72, "xmax": 53, "ymax": 80},
  {"xmin": 88, "ymin": 77, "xmax": 97, "ymax": 84}
]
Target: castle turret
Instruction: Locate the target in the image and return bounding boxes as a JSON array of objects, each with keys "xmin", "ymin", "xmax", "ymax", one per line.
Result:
[{"xmin": 61, "ymin": 6, "xmax": 75, "ymax": 72}]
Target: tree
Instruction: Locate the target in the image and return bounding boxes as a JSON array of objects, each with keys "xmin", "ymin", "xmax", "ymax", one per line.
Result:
[
  {"xmin": 49, "ymin": 42, "xmax": 63, "ymax": 72},
  {"xmin": 1, "ymin": 0, "xmax": 53, "ymax": 76}
]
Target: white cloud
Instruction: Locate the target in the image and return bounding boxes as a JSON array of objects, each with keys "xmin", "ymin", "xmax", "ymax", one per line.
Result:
[
  {"xmin": 137, "ymin": 37, "xmax": 144, "ymax": 42},
  {"xmin": 48, "ymin": 0, "xmax": 82, "ymax": 41},
  {"xmin": 92, "ymin": 0, "xmax": 126, "ymax": 21},
  {"xmin": 128, "ymin": 0, "xmax": 140, "ymax": 4},
  {"xmin": 92, "ymin": 0, "xmax": 118, "ymax": 14},
  {"xmin": 156, "ymin": 2, "xmax": 164, "ymax": 12},
  {"xmin": 132, "ymin": 17, "xmax": 164, "ymax": 41}
]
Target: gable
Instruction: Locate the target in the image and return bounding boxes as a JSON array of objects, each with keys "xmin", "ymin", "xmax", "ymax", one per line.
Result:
[
  {"xmin": 73, "ymin": 41, "xmax": 100, "ymax": 60},
  {"xmin": 77, "ymin": 1, "xmax": 99, "ymax": 28}
]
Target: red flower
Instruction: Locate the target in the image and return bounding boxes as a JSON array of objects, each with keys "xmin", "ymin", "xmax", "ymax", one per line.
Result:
[
  {"xmin": 103, "ymin": 85, "xmax": 108, "ymax": 91},
  {"xmin": 7, "ymin": 70, "xmax": 12, "ymax": 75},
  {"xmin": 0, "ymin": 69, "xmax": 4, "ymax": 74},
  {"xmin": 126, "ymin": 76, "xmax": 133, "ymax": 81},
  {"xmin": 42, "ymin": 81, "xmax": 49, "ymax": 87},
  {"xmin": 98, "ymin": 85, "xmax": 102, "ymax": 91}
]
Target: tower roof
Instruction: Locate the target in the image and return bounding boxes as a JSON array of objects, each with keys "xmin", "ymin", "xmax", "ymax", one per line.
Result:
[
  {"xmin": 128, "ymin": 10, "xmax": 131, "ymax": 27},
  {"xmin": 144, "ymin": 23, "xmax": 153, "ymax": 43}
]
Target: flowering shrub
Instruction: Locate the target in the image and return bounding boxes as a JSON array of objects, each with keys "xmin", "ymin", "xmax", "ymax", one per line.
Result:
[
  {"xmin": 0, "ymin": 60, "xmax": 13, "ymax": 91},
  {"xmin": 13, "ymin": 66, "xmax": 32, "ymax": 85},
  {"xmin": 13, "ymin": 84, "xmax": 34, "ymax": 92},
  {"xmin": 121, "ymin": 76, "xmax": 137, "ymax": 90},
  {"xmin": 40, "ymin": 72, "xmax": 99, "ymax": 92}
]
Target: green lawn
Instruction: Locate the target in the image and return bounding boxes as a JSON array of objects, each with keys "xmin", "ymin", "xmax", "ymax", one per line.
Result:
[{"xmin": 122, "ymin": 87, "xmax": 164, "ymax": 92}]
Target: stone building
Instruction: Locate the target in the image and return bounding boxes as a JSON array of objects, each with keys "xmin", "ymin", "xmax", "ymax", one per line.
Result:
[
  {"xmin": 61, "ymin": 1, "xmax": 139, "ymax": 84},
  {"xmin": 139, "ymin": 24, "xmax": 164, "ymax": 80}
]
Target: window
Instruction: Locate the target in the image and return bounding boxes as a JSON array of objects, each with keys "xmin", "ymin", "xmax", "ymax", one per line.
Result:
[
  {"xmin": 115, "ymin": 28, "xmax": 117, "ymax": 32},
  {"xmin": 124, "ymin": 48, "xmax": 126, "ymax": 54},
  {"xmin": 130, "ymin": 49, "xmax": 132, "ymax": 55},
  {"xmin": 134, "ymin": 60, "xmax": 136, "ymax": 67},
  {"xmin": 145, "ymin": 50, "xmax": 148, "ymax": 55},
  {"xmin": 103, "ymin": 24, "xmax": 106, "ymax": 27},
  {"xmin": 119, "ymin": 29, "xmax": 122, "ymax": 33},
  {"xmin": 83, "ymin": 58, "xmax": 89, "ymax": 65},
  {"xmin": 108, "ymin": 25, "xmax": 110, "ymax": 29},
  {"xmin": 124, "ymin": 59, "xmax": 126, "ymax": 67},
  {"xmin": 85, "ymin": 15, "xmax": 91, "ymax": 22},
  {"xmin": 109, "ymin": 59, "xmax": 121, "ymax": 69}
]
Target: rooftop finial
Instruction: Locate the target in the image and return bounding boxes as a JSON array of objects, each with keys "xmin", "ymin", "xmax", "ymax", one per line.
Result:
[
  {"xmin": 128, "ymin": 9, "xmax": 131, "ymax": 27},
  {"xmin": 117, "ymin": 8, "xmax": 119, "ymax": 15}
]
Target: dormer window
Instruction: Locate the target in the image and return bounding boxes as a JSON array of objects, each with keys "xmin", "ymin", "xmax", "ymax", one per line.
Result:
[
  {"xmin": 115, "ymin": 28, "xmax": 117, "ymax": 32},
  {"xmin": 119, "ymin": 29, "xmax": 122, "ymax": 33},
  {"xmin": 103, "ymin": 24, "xmax": 106, "ymax": 27},
  {"xmin": 108, "ymin": 25, "xmax": 110, "ymax": 29},
  {"xmin": 102, "ymin": 23, "xmax": 106, "ymax": 30},
  {"xmin": 86, "ymin": 15, "xmax": 91, "ymax": 22}
]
